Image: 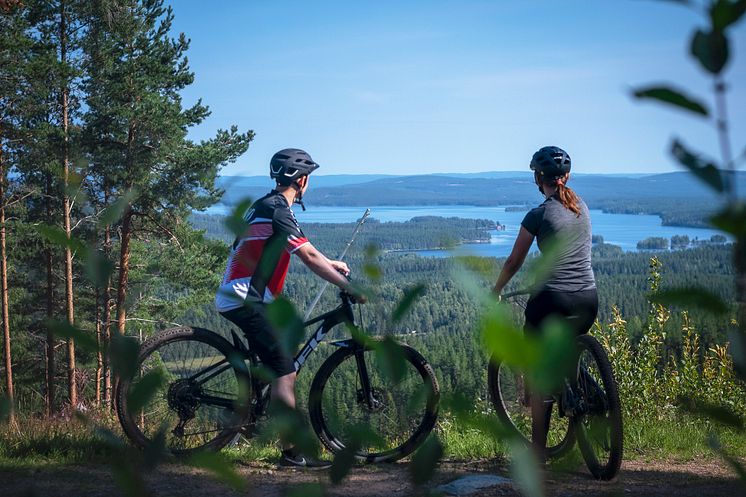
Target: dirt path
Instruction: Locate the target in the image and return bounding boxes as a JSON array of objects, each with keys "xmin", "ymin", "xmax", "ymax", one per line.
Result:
[{"xmin": 2, "ymin": 458, "xmax": 742, "ymax": 497}]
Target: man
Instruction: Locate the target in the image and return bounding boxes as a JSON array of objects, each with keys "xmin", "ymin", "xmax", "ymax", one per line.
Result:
[{"xmin": 215, "ymin": 148, "xmax": 364, "ymax": 468}]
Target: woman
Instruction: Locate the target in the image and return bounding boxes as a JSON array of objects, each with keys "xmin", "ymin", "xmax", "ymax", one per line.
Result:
[{"xmin": 492, "ymin": 146, "xmax": 598, "ymax": 459}]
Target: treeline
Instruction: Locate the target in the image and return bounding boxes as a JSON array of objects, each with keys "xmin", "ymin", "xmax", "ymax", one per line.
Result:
[
  {"xmin": 191, "ymin": 213, "xmax": 496, "ymax": 251},
  {"xmin": 0, "ymin": 0, "xmax": 252, "ymax": 420}
]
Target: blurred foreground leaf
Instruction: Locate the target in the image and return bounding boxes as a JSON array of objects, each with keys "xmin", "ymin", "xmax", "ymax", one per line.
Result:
[
  {"xmin": 189, "ymin": 452, "xmax": 247, "ymax": 491},
  {"xmin": 691, "ymin": 28, "xmax": 729, "ymax": 74},
  {"xmin": 481, "ymin": 304, "xmax": 539, "ymax": 370},
  {"xmin": 47, "ymin": 320, "xmax": 98, "ymax": 351},
  {"xmin": 223, "ymin": 197, "xmax": 254, "ymax": 238},
  {"xmin": 711, "ymin": 0, "xmax": 746, "ymax": 30},
  {"xmin": 99, "ymin": 190, "xmax": 139, "ymax": 227},
  {"xmin": 708, "ymin": 434, "xmax": 746, "ymax": 482},
  {"xmin": 260, "ymin": 401, "xmax": 318, "ymax": 456},
  {"xmin": 671, "ymin": 139, "xmax": 726, "ymax": 192},
  {"xmin": 679, "ymin": 397, "xmax": 744, "ymax": 431},
  {"xmin": 711, "ymin": 203, "xmax": 746, "ymax": 237},
  {"xmin": 287, "ymin": 483, "xmax": 325, "ymax": 497},
  {"xmin": 509, "ymin": 440, "xmax": 544, "ymax": 497},
  {"xmin": 0, "ymin": 396, "xmax": 9, "ymax": 424},
  {"xmin": 374, "ymin": 335, "xmax": 408, "ymax": 383},
  {"xmin": 37, "ymin": 224, "xmax": 86, "ymax": 252},
  {"xmin": 330, "ymin": 445, "xmax": 357, "ymax": 485},
  {"xmin": 110, "ymin": 334, "xmax": 141, "ymax": 381},
  {"xmin": 84, "ymin": 248, "xmax": 115, "ymax": 287},
  {"xmin": 409, "ymin": 434, "xmax": 443, "ymax": 485},
  {"xmin": 392, "ymin": 284, "xmax": 426, "ymax": 323},
  {"xmin": 633, "ymin": 86, "xmax": 709, "ymax": 116},
  {"xmin": 267, "ymin": 297, "xmax": 305, "ymax": 355},
  {"xmin": 127, "ymin": 370, "xmax": 166, "ymax": 415},
  {"xmin": 649, "ymin": 286, "xmax": 729, "ymax": 315},
  {"xmin": 728, "ymin": 330, "xmax": 746, "ymax": 380},
  {"xmin": 531, "ymin": 319, "xmax": 576, "ymax": 394}
]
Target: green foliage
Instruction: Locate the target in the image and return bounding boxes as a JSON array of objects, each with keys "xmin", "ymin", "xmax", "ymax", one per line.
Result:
[
  {"xmin": 671, "ymin": 140, "xmax": 726, "ymax": 192},
  {"xmin": 633, "ymin": 86, "xmax": 709, "ymax": 116},
  {"xmin": 188, "ymin": 452, "xmax": 246, "ymax": 492},
  {"xmin": 409, "ymin": 435, "xmax": 444, "ymax": 485},
  {"xmin": 632, "ymin": 0, "xmax": 746, "ymax": 482}
]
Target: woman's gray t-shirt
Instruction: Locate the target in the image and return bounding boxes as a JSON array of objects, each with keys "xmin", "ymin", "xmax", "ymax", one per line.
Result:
[{"xmin": 521, "ymin": 196, "xmax": 596, "ymax": 292}]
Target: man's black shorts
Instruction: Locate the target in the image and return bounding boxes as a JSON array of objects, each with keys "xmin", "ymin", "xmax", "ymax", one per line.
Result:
[{"xmin": 220, "ymin": 304, "xmax": 295, "ymax": 377}]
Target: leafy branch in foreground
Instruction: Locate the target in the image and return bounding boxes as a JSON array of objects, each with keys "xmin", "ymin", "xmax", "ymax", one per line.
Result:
[{"xmin": 632, "ymin": 0, "xmax": 746, "ymax": 482}]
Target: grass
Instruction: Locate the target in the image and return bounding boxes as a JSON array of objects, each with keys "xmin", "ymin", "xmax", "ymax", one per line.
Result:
[{"xmin": 1, "ymin": 410, "xmax": 744, "ymax": 469}]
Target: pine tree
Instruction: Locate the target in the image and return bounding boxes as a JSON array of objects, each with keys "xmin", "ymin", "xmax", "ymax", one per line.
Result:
[{"xmin": 82, "ymin": 0, "xmax": 253, "ymax": 345}]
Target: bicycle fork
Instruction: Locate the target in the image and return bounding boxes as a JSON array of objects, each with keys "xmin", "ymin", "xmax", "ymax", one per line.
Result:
[{"xmin": 354, "ymin": 349, "xmax": 379, "ymax": 411}]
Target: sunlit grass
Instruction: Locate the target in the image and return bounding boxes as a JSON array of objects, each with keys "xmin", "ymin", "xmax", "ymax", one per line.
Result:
[{"xmin": 1, "ymin": 410, "xmax": 744, "ymax": 468}]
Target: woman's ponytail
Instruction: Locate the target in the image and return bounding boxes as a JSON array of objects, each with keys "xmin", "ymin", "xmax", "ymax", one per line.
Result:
[{"xmin": 556, "ymin": 179, "xmax": 581, "ymax": 217}]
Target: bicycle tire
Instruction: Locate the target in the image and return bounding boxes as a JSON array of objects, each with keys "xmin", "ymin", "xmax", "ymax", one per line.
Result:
[
  {"xmin": 573, "ymin": 334, "xmax": 623, "ymax": 480},
  {"xmin": 488, "ymin": 354, "xmax": 575, "ymax": 459},
  {"xmin": 308, "ymin": 342, "xmax": 439, "ymax": 463},
  {"xmin": 115, "ymin": 326, "xmax": 252, "ymax": 455}
]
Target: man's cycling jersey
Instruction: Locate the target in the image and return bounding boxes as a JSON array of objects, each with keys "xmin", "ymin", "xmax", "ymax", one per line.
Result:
[{"xmin": 215, "ymin": 191, "xmax": 309, "ymax": 312}]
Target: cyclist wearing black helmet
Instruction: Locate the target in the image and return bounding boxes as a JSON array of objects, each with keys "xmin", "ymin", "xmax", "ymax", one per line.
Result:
[
  {"xmin": 215, "ymin": 148, "xmax": 365, "ymax": 468},
  {"xmin": 492, "ymin": 146, "xmax": 597, "ymax": 460}
]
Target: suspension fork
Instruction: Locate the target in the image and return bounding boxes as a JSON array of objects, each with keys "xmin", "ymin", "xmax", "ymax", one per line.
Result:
[{"xmin": 354, "ymin": 347, "xmax": 376, "ymax": 409}]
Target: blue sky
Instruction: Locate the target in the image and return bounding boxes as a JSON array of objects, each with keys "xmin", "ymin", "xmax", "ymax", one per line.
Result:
[{"xmin": 168, "ymin": 1, "xmax": 746, "ymax": 176}]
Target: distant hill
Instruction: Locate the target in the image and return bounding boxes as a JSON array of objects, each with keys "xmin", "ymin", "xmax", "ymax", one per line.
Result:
[{"xmin": 214, "ymin": 171, "xmax": 746, "ymax": 227}]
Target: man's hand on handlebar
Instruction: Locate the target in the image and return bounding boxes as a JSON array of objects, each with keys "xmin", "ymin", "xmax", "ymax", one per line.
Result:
[{"xmin": 329, "ymin": 260, "xmax": 350, "ymax": 276}]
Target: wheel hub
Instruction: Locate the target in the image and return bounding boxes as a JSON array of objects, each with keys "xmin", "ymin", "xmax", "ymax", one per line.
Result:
[
  {"xmin": 167, "ymin": 379, "xmax": 201, "ymax": 420},
  {"xmin": 356, "ymin": 388, "xmax": 385, "ymax": 411}
]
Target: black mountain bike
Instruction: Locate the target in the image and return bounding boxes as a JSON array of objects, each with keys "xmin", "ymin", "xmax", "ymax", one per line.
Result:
[
  {"xmin": 115, "ymin": 291, "xmax": 440, "ymax": 463},
  {"xmin": 487, "ymin": 290, "xmax": 623, "ymax": 480}
]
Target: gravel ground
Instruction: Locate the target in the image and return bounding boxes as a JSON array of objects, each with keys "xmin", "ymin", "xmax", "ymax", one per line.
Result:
[{"xmin": 1, "ymin": 458, "xmax": 742, "ymax": 497}]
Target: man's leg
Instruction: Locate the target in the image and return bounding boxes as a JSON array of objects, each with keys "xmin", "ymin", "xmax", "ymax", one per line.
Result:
[{"xmin": 273, "ymin": 371, "xmax": 297, "ymax": 409}]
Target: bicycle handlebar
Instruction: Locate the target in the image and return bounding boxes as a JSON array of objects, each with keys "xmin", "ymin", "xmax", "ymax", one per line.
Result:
[{"xmin": 500, "ymin": 289, "xmax": 532, "ymax": 300}]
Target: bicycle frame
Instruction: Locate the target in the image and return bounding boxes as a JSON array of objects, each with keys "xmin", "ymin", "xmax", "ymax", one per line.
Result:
[
  {"xmin": 184, "ymin": 292, "xmax": 361, "ymax": 409},
  {"xmin": 292, "ymin": 292, "xmax": 356, "ymax": 372}
]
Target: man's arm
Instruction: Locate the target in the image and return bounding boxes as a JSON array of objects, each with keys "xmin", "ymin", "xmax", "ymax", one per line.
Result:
[{"xmin": 295, "ymin": 243, "xmax": 361, "ymax": 299}]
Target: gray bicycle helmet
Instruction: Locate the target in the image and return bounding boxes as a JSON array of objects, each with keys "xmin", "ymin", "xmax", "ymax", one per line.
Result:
[
  {"xmin": 270, "ymin": 148, "xmax": 320, "ymax": 185},
  {"xmin": 529, "ymin": 146, "xmax": 571, "ymax": 179}
]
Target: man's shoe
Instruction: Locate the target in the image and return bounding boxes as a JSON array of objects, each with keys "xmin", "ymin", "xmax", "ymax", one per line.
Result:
[{"xmin": 279, "ymin": 449, "xmax": 332, "ymax": 470}]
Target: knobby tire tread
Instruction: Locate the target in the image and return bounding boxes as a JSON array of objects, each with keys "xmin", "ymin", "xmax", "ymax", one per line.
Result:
[
  {"xmin": 115, "ymin": 326, "xmax": 250, "ymax": 456},
  {"xmin": 308, "ymin": 343, "xmax": 439, "ymax": 463}
]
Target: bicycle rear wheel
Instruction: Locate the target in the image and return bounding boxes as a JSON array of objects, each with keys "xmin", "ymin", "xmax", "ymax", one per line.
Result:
[
  {"xmin": 308, "ymin": 341, "xmax": 439, "ymax": 463},
  {"xmin": 488, "ymin": 354, "xmax": 575, "ymax": 459},
  {"xmin": 115, "ymin": 327, "xmax": 252, "ymax": 455},
  {"xmin": 573, "ymin": 334, "xmax": 623, "ymax": 480}
]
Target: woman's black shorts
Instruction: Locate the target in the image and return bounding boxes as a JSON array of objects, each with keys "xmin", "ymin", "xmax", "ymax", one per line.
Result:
[
  {"xmin": 220, "ymin": 304, "xmax": 295, "ymax": 377},
  {"xmin": 524, "ymin": 288, "xmax": 599, "ymax": 335}
]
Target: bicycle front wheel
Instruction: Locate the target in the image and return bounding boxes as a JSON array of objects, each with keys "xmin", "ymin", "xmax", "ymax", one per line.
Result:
[
  {"xmin": 308, "ymin": 342, "xmax": 439, "ymax": 463},
  {"xmin": 488, "ymin": 354, "xmax": 575, "ymax": 459},
  {"xmin": 574, "ymin": 334, "xmax": 623, "ymax": 480},
  {"xmin": 115, "ymin": 327, "xmax": 252, "ymax": 455}
]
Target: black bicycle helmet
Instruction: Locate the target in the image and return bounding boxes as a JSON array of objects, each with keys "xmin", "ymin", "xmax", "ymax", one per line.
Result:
[
  {"xmin": 270, "ymin": 148, "xmax": 320, "ymax": 185},
  {"xmin": 529, "ymin": 146, "xmax": 571, "ymax": 179}
]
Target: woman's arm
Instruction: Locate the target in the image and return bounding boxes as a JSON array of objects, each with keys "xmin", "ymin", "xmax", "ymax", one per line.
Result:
[{"xmin": 492, "ymin": 226, "xmax": 534, "ymax": 296}]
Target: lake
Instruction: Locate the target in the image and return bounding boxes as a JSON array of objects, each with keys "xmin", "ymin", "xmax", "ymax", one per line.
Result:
[{"xmin": 204, "ymin": 204, "xmax": 728, "ymax": 259}]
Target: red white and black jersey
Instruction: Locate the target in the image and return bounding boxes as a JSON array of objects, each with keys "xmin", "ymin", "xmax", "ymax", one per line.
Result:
[{"xmin": 215, "ymin": 191, "xmax": 309, "ymax": 311}]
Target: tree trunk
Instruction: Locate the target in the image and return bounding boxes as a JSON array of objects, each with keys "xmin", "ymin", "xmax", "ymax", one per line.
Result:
[
  {"xmin": 60, "ymin": 0, "xmax": 77, "ymax": 409},
  {"xmin": 115, "ymin": 210, "xmax": 132, "ymax": 338},
  {"xmin": 0, "ymin": 153, "xmax": 15, "ymax": 425},
  {"xmin": 95, "ymin": 287, "xmax": 102, "ymax": 406},
  {"xmin": 45, "ymin": 175, "xmax": 55, "ymax": 417},
  {"xmin": 736, "ymin": 237, "xmax": 746, "ymax": 334},
  {"xmin": 103, "ymin": 222, "xmax": 112, "ymax": 407}
]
